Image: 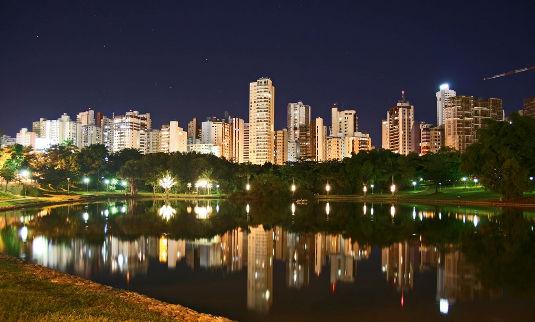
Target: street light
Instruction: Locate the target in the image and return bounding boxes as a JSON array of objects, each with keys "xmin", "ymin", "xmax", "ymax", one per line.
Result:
[
  {"xmin": 411, "ymin": 181, "xmax": 417, "ymax": 191},
  {"xmin": 390, "ymin": 183, "xmax": 396, "ymax": 195},
  {"xmin": 473, "ymin": 178, "xmax": 479, "ymax": 186},
  {"xmin": 461, "ymin": 176, "xmax": 467, "ymax": 189},
  {"xmin": 370, "ymin": 184, "xmax": 375, "ymax": 194},
  {"xmin": 291, "ymin": 179, "xmax": 296, "ymax": 195},
  {"xmin": 187, "ymin": 182, "xmax": 192, "ymax": 193},
  {"xmin": 362, "ymin": 185, "xmax": 367, "ymax": 197},
  {"xmin": 246, "ymin": 183, "xmax": 251, "ymax": 191},
  {"xmin": 103, "ymin": 179, "xmax": 110, "ymax": 191},
  {"xmin": 325, "ymin": 182, "xmax": 331, "ymax": 195},
  {"xmin": 67, "ymin": 177, "xmax": 71, "ymax": 195},
  {"xmin": 83, "ymin": 177, "xmax": 90, "ymax": 192}
]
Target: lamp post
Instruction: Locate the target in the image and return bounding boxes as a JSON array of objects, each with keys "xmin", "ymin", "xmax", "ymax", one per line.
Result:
[
  {"xmin": 104, "ymin": 179, "xmax": 110, "ymax": 191},
  {"xmin": 370, "ymin": 184, "xmax": 374, "ymax": 195},
  {"xmin": 390, "ymin": 183, "xmax": 396, "ymax": 196},
  {"xmin": 83, "ymin": 177, "xmax": 90, "ymax": 192},
  {"xmin": 411, "ymin": 180, "xmax": 417, "ymax": 191},
  {"xmin": 67, "ymin": 177, "xmax": 71, "ymax": 195},
  {"xmin": 461, "ymin": 177, "xmax": 467, "ymax": 189},
  {"xmin": 291, "ymin": 179, "xmax": 296, "ymax": 197},
  {"xmin": 325, "ymin": 182, "xmax": 331, "ymax": 195},
  {"xmin": 473, "ymin": 178, "xmax": 479, "ymax": 187},
  {"xmin": 362, "ymin": 185, "xmax": 367, "ymax": 197},
  {"xmin": 187, "ymin": 182, "xmax": 192, "ymax": 193}
]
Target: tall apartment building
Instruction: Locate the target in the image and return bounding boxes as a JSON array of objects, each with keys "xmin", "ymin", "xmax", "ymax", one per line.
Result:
[
  {"xmin": 77, "ymin": 109, "xmax": 102, "ymax": 147},
  {"xmin": 230, "ymin": 117, "xmax": 245, "ymax": 163},
  {"xmin": 523, "ymin": 97, "xmax": 535, "ymax": 117},
  {"xmin": 112, "ymin": 110, "xmax": 151, "ymax": 153},
  {"xmin": 381, "ymin": 120, "xmax": 389, "ymax": 149},
  {"xmin": 243, "ymin": 123, "xmax": 250, "ymax": 163},
  {"xmin": 444, "ymin": 96, "xmax": 503, "ymax": 152},
  {"xmin": 31, "ymin": 113, "xmax": 80, "ymax": 149},
  {"xmin": 274, "ymin": 129, "xmax": 288, "ymax": 165},
  {"xmin": 331, "ymin": 105, "xmax": 358, "ymax": 137},
  {"xmin": 313, "ymin": 117, "xmax": 327, "ymax": 162},
  {"xmin": 147, "ymin": 129, "xmax": 161, "ymax": 154},
  {"xmin": 326, "ymin": 137, "xmax": 343, "ymax": 161},
  {"xmin": 419, "ymin": 122, "xmax": 432, "ymax": 155},
  {"xmin": 201, "ymin": 118, "xmax": 232, "ymax": 160},
  {"xmin": 436, "ymin": 84, "xmax": 456, "ymax": 126},
  {"xmin": 382, "ymin": 92, "xmax": 416, "ymax": 155},
  {"xmin": 249, "ymin": 78, "xmax": 275, "ymax": 165},
  {"xmin": 187, "ymin": 117, "xmax": 201, "ymax": 144},
  {"xmin": 15, "ymin": 128, "xmax": 36, "ymax": 148},
  {"xmin": 352, "ymin": 132, "xmax": 372, "ymax": 152},
  {"xmin": 287, "ymin": 101, "xmax": 311, "ymax": 162},
  {"xmin": 160, "ymin": 121, "xmax": 187, "ymax": 153}
]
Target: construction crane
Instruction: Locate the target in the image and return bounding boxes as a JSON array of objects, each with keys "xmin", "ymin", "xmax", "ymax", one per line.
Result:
[{"xmin": 483, "ymin": 65, "xmax": 535, "ymax": 80}]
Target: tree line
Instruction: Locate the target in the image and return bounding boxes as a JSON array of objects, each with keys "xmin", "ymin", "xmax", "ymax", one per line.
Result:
[{"xmin": 1, "ymin": 113, "xmax": 534, "ymax": 199}]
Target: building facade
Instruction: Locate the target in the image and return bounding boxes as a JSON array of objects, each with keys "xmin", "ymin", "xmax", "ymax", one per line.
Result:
[
  {"xmin": 249, "ymin": 78, "xmax": 275, "ymax": 165},
  {"xmin": 436, "ymin": 84, "xmax": 456, "ymax": 126},
  {"xmin": 287, "ymin": 101, "xmax": 311, "ymax": 162},
  {"xmin": 382, "ymin": 92, "xmax": 416, "ymax": 155},
  {"xmin": 274, "ymin": 129, "xmax": 288, "ymax": 165}
]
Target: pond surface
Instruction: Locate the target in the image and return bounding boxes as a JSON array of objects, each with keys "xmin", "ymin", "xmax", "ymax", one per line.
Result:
[{"xmin": 1, "ymin": 199, "xmax": 534, "ymax": 321}]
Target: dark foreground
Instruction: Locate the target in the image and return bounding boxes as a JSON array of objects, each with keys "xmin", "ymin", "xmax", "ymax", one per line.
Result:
[{"xmin": 1, "ymin": 200, "xmax": 535, "ymax": 321}]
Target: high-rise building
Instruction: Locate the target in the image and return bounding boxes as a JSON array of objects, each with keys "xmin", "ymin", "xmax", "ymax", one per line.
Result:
[
  {"xmin": 112, "ymin": 110, "xmax": 151, "ymax": 153},
  {"xmin": 160, "ymin": 121, "xmax": 187, "ymax": 153},
  {"xmin": 31, "ymin": 113, "xmax": 80, "ymax": 149},
  {"xmin": 430, "ymin": 126, "xmax": 444, "ymax": 154},
  {"xmin": 436, "ymin": 84, "xmax": 456, "ymax": 126},
  {"xmin": 381, "ymin": 120, "xmax": 389, "ymax": 150},
  {"xmin": 201, "ymin": 118, "xmax": 232, "ymax": 159},
  {"xmin": 243, "ymin": 123, "xmax": 250, "ymax": 163},
  {"xmin": 326, "ymin": 136, "xmax": 343, "ymax": 161},
  {"xmin": 77, "ymin": 109, "xmax": 96, "ymax": 126},
  {"xmin": 101, "ymin": 116, "xmax": 114, "ymax": 152},
  {"xmin": 523, "ymin": 97, "xmax": 535, "ymax": 117},
  {"xmin": 287, "ymin": 101, "xmax": 311, "ymax": 162},
  {"xmin": 419, "ymin": 122, "xmax": 432, "ymax": 155},
  {"xmin": 249, "ymin": 78, "xmax": 275, "ymax": 165},
  {"xmin": 15, "ymin": 128, "xmax": 36, "ymax": 148},
  {"xmin": 331, "ymin": 105, "xmax": 358, "ymax": 137},
  {"xmin": 187, "ymin": 117, "xmax": 201, "ymax": 144},
  {"xmin": 444, "ymin": 96, "xmax": 503, "ymax": 152},
  {"xmin": 313, "ymin": 117, "xmax": 327, "ymax": 162},
  {"xmin": 382, "ymin": 91, "xmax": 416, "ymax": 155},
  {"xmin": 0, "ymin": 135, "xmax": 15, "ymax": 148},
  {"xmin": 77, "ymin": 109, "xmax": 103, "ymax": 148},
  {"xmin": 274, "ymin": 129, "xmax": 288, "ymax": 165},
  {"xmin": 353, "ymin": 132, "xmax": 373, "ymax": 152},
  {"xmin": 230, "ymin": 117, "xmax": 245, "ymax": 163},
  {"xmin": 147, "ymin": 129, "xmax": 161, "ymax": 154}
]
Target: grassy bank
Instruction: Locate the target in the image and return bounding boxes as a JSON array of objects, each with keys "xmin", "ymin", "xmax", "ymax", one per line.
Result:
[
  {"xmin": 317, "ymin": 186, "xmax": 535, "ymax": 208},
  {"xmin": 0, "ymin": 255, "xmax": 229, "ymax": 321}
]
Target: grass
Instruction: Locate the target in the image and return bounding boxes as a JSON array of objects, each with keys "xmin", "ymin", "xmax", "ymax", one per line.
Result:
[{"xmin": 0, "ymin": 256, "xmax": 226, "ymax": 321}]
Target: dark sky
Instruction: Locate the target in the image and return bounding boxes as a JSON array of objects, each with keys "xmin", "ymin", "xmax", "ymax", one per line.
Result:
[{"xmin": 1, "ymin": 0, "xmax": 534, "ymax": 143}]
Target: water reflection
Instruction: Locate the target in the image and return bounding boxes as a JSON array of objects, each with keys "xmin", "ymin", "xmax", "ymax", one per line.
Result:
[{"xmin": 1, "ymin": 201, "xmax": 534, "ymax": 321}]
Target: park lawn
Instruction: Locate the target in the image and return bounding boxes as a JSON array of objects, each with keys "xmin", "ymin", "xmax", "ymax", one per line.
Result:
[{"xmin": 0, "ymin": 256, "xmax": 226, "ymax": 321}]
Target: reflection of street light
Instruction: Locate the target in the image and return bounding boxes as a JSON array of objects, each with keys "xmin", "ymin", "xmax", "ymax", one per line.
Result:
[
  {"xmin": 390, "ymin": 205, "xmax": 396, "ymax": 217},
  {"xmin": 325, "ymin": 202, "xmax": 331, "ymax": 215},
  {"xmin": 83, "ymin": 177, "xmax": 90, "ymax": 192},
  {"xmin": 158, "ymin": 204, "xmax": 176, "ymax": 221}
]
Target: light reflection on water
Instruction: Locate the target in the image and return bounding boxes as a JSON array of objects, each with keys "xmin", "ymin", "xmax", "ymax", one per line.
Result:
[{"xmin": 0, "ymin": 200, "xmax": 534, "ymax": 321}]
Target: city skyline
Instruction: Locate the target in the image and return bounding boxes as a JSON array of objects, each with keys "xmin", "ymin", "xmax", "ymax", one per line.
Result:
[{"xmin": 1, "ymin": 1, "xmax": 534, "ymax": 144}]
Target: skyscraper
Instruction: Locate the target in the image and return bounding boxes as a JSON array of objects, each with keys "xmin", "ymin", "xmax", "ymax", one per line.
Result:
[
  {"xmin": 331, "ymin": 105, "xmax": 358, "ymax": 137},
  {"xmin": 249, "ymin": 78, "xmax": 275, "ymax": 165},
  {"xmin": 274, "ymin": 129, "xmax": 288, "ymax": 165},
  {"xmin": 230, "ymin": 117, "xmax": 245, "ymax": 163},
  {"xmin": 243, "ymin": 123, "xmax": 250, "ymax": 163},
  {"xmin": 382, "ymin": 91, "xmax": 416, "ymax": 155},
  {"xmin": 523, "ymin": 97, "xmax": 535, "ymax": 117},
  {"xmin": 160, "ymin": 121, "xmax": 187, "ymax": 153},
  {"xmin": 436, "ymin": 84, "xmax": 456, "ymax": 126},
  {"xmin": 112, "ymin": 110, "xmax": 151, "ymax": 153},
  {"xmin": 201, "ymin": 118, "xmax": 232, "ymax": 160},
  {"xmin": 313, "ymin": 117, "xmax": 327, "ymax": 162},
  {"xmin": 444, "ymin": 96, "xmax": 503, "ymax": 152},
  {"xmin": 187, "ymin": 117, "xmax": 201, "ymax": 144},
  {"xmin": 287, "ymin": 101, "xmax": 311, "ymax": 162}
]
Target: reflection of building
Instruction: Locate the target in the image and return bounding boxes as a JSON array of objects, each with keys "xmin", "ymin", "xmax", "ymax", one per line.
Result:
[
  {"xmin": 220, "ymin": 228, "xmax": 247, "ymax": 272},
  {"xmin": 381, "ymin": 242, "xmax": 418, "ymax": 292},
  {"xmin": 286, "ymin": 232, "xmax": 314, "ymax": 289},
  {"xmin": 247, "ymin": 225, "xmax": 273, "ymax": 313}
]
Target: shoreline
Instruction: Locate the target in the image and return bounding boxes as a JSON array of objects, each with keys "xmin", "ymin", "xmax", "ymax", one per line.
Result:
[
  {"xmin": 316, "ymin": 194, "xmax": 535, "ymax": 209},
  {"xmin": 0, "ymin": 254, "xmax": 231, "ymax": 321}
]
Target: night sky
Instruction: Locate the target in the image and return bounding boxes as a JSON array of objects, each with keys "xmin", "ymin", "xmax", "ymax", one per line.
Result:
[{"xmin": 1, "ymin": 0, "xmax": 534, "ymax": 143}]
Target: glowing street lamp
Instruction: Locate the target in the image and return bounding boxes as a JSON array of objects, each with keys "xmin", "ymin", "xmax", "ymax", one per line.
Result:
[
  {"xmin": 325, "ymin": 182, "xmax": 331, "ymax": 195},
  {"xmin": 67, "ymin": 177, "xmax": 71, "ymax": 195},
  {"xmin": 187, "ymin": 182, "xmax": 192, "ymax": 193},
  {"xmin": 461, "ymin": 176, "xmax": 467, "ymax": 189},
  {"xmin": 362, "ymin": 185, "xmax": 367, "ymax": 197},
  {"xmin": 291, "ymin": 179, "xmax": 296, "ymax": 195},
  {"xmin": 159, "ymin": 174, "xmax": 177, "ymax": 197},
  {"xmin": 390, "ymin": 183, "xmax": 396, "ymax": 195},
  {"xmin": 246, "ymin": 183, "xmax": 251, "ymax": 191},
  {"xmin": 103, "ymin": 178, "xmax": 111, "ymax": 191},
  {"xmin": 473, "ymin": 178, "xmax": 479, "ymax": 186},
  {"xmin": 83, "ymin": 177, "xmax": 90, "ymax": 192},
  {"xmin": 370, "ymin": 184, "xmax": 375, "ymax": 194},
  {"xmin": 411, "ymin": 180, "xmax": 417, "ymax": 191}
]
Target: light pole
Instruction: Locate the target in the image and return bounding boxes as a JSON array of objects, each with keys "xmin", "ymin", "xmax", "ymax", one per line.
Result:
[
  {"xmin": 104, "ymin": 179, "xmax": 110, "ymax": 191},
  {"xmin": 187, "ymin": 182, "xmax": 192, "ymax": 194},
  {"xmin": 461, "ymin": 177, "xmax": 467, "ymax": 189},
  {"xmin": 325, "ymin": 182, "xmax": 331, "ymax": 196},
  {"xmin": 67, "ymin": 177, "xmax": 71, "ymax": 195},
  {"xmin": 362, "ymin": 185, "xmax": 367, "ymax": 197},
  {"xmin": 390, "ymin": 183, "xmax": 396, "ymax": 196},
  {"xmin": 291, "ymin": 179, "xmax": 296, "ymax": 197},
  {"xmin": 473, "ymin": 178, "xmax": 479, "ymax": 187},
  {"xmin": 411, "ymin": 180, "xmax": 417, "ymax": 191},
  {"xmin": 83, "ymin": 177, "xmax": 90, "ymax": 192},
  {"xmin": 370, "ymin": 184, "xmax": 374, "ymax": 195}
]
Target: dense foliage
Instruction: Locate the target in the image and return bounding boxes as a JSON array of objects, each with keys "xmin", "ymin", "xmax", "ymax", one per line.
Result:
[{"xmin": 1, "ymin": 114, "xmax": 534, "ymax": 199}]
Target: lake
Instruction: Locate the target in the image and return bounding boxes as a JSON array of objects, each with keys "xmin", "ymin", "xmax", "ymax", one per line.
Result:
[{"xmin": 1, "ymin": 199, "xmax": 534, "ymax": 321}]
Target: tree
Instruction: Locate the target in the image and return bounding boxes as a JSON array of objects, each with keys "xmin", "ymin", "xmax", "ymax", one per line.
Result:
[
  {"xmin": 462, "ymin": 113, "xmax": 535, "ymax": 199},
  {"xmin": 77, "ymin": 144, "xmax": 109, "ymax": 182},
  {"xmin": 30, "ymin": 144, "xmax": 79, "ymax": 190},
  {"xmin": 118, "ymin": 160, "xmax": 145, "ymax": 195},
  {"xmin": 421, "ymin": 149, "xmax": 461, "ymax": 192},
  {"xmin": 0, "ymin": 144, "xmax": 26, "ymax": 192}
]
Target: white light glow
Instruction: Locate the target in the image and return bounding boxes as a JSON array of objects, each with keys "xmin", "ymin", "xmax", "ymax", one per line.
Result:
[
  {"xmin": 439, "ymin": 83, "xmax": 449, "ymax": 91},
  {"xmin": 439, "ymin": 298, "xmax": 449, "ymax": 314}
]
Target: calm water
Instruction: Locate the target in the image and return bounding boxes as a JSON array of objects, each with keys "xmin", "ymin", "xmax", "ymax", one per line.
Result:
[{"xmin": 1, "ymin": 200, "xmax": 534, "ymax": 322}]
